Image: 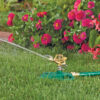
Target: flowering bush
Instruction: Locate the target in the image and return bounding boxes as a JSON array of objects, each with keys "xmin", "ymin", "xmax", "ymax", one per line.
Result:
[
  {"xmin": 88, "ymin": 45, "xmax": 100, "ymax": 59},
  {"xmin": 7, "ymin": 0, "xmax": 100, "ymax": 59}
]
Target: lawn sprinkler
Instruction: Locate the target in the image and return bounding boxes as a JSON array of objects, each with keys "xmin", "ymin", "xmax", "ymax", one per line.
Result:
[
  {"xmin": 40, "ymin": 54, "xmax": 74, "ymax": 80},
  {"xmin": 0, "ymin": 38, "xmax": 100, "ymax": 80},
  {"xmin": 41, "ymin": 54, "xmax": 100, "ymax": 80}
]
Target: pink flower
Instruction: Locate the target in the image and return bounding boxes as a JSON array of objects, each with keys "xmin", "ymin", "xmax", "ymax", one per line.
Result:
[
  {"xmin": 81, "ymin": 43, "xmax": 90, "ymax": 53},
  {"xmin": 61, "ymin": 38, "xmax": 66, "ymax": 44},
  {"xmin": 8, "ymin": 33, "xmax": 14, "ymax": 42},
  {"xmin": 90, "ymin": 18, "xmax": 97, "ymax": 26},
  {"xmin": 7, "ymin": 13, "xmax": 15, "ymax": 26},
  {"xmin": 95, "ymin": 21, "xmax": 100, "ymax": 31},
  {"xmin": 22, "ymin": 14, "xmax": 28, "ymax": 22},
  {"xmin": 74, "ymin": 0, "xmax": 81, "ymax": 10},
  {"xmin": 98, "ymin": 13, "xmax": 100, "ymax": 20},
  {"xmin": 82, "ymin": 18, "xmax": 93, "ymax": 28},
  {"xmin": 30, "ymin": 17, "xmax": 34, "ymax": 21},
  {"xmin": 85, "ymin": 10, "xmax": 93, "ymax": 17},
  {"xmin": 96, "ymin": 44, "xmax": 100, "ymax": 47},
  {"xmin": 30, "ymin": 36, "xmax": 34, "ymax": 42},
  {"xmin": 63, "ymin": 31, "xmax": 69, "ymax": 41},
  {"xmin": 73, "ymin": 33, "xmax": 83, "ymax": 44},
  {"xmin": 88, "ymin": 1, "xmax": 95, "ymax": 9},
  {"xmin": 88, "ymin": 48, "xmax": 95, "ymax": 54},
  {"xmin": 36, "ymin": 20, "xmax": 42, "ymax": 30},
  {"xmin": 7, "ymin": 18, "xmax": 13, "ymax": 26},
  {"xmin": 88, "ymin": 48, "xmax": 100, "ymax": 60},
  {"xmin": 8, "ymin": 13, "xmax": 15, "ymax": 20},
  {"xmin": 96, "ymin": 48, "xmax": 100, "ymax": 54},
  {"xmin": 91, "ymin": 15, "xmax": 95, "ymax": 19},
  {"xmin": 41, "ymin": 34, "xmax": 52, "ymax": 46},
  {"xmin": 94, "ymin": 48, "xmax": 100, "ymax": 59},
  {"xmin": 37, "ymin": 12, "xmax": 47, "ymax": 17},
  {"xmin": 80, "ymin": 32, "xmax": 87, "ymax": 40},
  {"xmin": 91, "ymin": 18, "xmax": 100, "ymax": 31},
  {"xmin": 78, "ymin": 49, "xmax": 82, "ymax": 54},
  {"xmin": 93, "ymin": 55, "xmax": 98, "ymax": 59},
  {"xmin": 33, "ymin": 43, "xmax": 40, "ymax": 48},
  {"xmin": 67, "ymin": 45, "xmax": 75, "ymax": 50},
  {"xmin": 79, "ymin": 43, "xmax": 90, "ymax": 53},
  {"xmin": 68, "ymin": 10, "xmax": 76, "ymax": 20},
  {"xmin": 76, "ymin": 10, "xmax": 86, "ymax": 21},
  {"xmin": 53, "ymin": 19, "xmax": 63, "ymax": 30},
  {"xmin": 69, "ymin": 20, "xmax": 74, "ymax": 28},
  {"xmin": 43, "ymin": 12, "xmax": 47, "ymax": 15}
]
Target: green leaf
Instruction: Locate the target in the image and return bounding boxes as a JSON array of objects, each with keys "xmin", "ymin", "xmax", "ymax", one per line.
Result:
[
  {"xmin": 89, "ymin": 30, "xmax": 97, "ymax": 48},
  {"xmin": 95, "ymin": 36, "xmax": 100, "ymax": 46}
]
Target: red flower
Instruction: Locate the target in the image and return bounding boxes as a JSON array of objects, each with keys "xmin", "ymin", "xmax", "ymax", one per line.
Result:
[
  {"xmin": 88, "ymin": 48, "xmax": 95, "ymax": 54},
  {"xmin": 41, "ymin": 34, "xmax": 52, "ymax": 46},
  {"xmin": 96, "ymin": 44, "xmax": 100, "ymax": 47},
  {"xmin": 76, "ymin": 10, "xmax": 86, "ymax": 21},
  {"xmin": 67, "ymin": 45, "xmax": 75, "ymax": 50},
  {"xmin": 30, "ymin": 17, "xmax": 34, "ymax": 21},
  {"xmin": 88, "ymin": 1, "xmax": 95, "ymax": 9},
  {"xmin": 79, "ymin": 43, "xmax": 90, "ymax": 53},
  {"xmin": 36, "ymin": 20, "xmax": 42, "ymax": 30},
  {"xmin": 53, "ymin": 19, "xmax": 63, "ymax": 30},
  {"xmin": 73, "ymin": 34, "xmax": 83, "ymax": 44},
  {"xmin": 98, "ymin": 13, "xmax": 100, "ymax": 20},
  {"xmin": 8, "ymin": 13, "xmax": 15, "ymax": 20},
  {"xmin": 78, "ymin": 49, "xmax": 82, "ymax": 54},
  {"xmin": 90, "ymin": 18, "xmax": 97, "ymax": 26},
  {"xmin": 82, "ymin": 18, "xmax": 93, "ymax": 28},
  {"xmin": 7, "ymin": 13, "xmax": 15, "ymax": 26},
  {"xmin": 8, "ymin": 33, "xmax": 14, "ymax": 42},
  {"xmin": 33, "ymin": 43, "xmax": 40, "ymax": 48},
  {"xmin": 30, "ymin": 36, "xmax": 34, "ymax": 42},
  {"xmin": 7, "ymin": 18, "xmax": 13, "ymax": 26},
  {"xmin": 63, "ymin": 31, "xmax": 69, "ymax": 41},
  {"xmin": 69, "ymin": 20, "xmax": 74, "ymax": 28},
  {"xmin": 61, "ymin": 38, "xmax": 66, "ymax": 44},
  {"xmin": 90, "ymin": 18, "xmax": 100, "ymax": 31},
  {"xmin": 68, "ymin": 10, "xmax": 76, "ymax": 20},
  {"xmin": 81, "ymin": 43, "xmax": 90, "ymax": 52},
  {"xmin": 22, "ymin": 14, "xmax": 28, "ymax": 22},
  {"xmin": 85, "ymin": 10, "xmax": 93, "ymax": 17},
  {"xmin": 91, "ymin": 15, "xmax": 95, "ymax": 19},
  {"xmin": 37, "ymin": 12, "xmax": 47, "ymax": 17},
  {"xmin": 80, "ymin": 32, "xmax": 87, "ymax": 40},
  {"xmin": 88, "ymin": 48, "xmax": 100, "ymax": 60},
  {"xmin": 95, "ymin": 21, "xmax": 100, "ymax": 31},
  {"xmin": 74, "ymin": 0, "xmax": 81, "ymax": 10}
]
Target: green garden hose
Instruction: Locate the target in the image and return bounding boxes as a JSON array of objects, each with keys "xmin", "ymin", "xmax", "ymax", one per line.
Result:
[
  {"xmin": 41, "ymin": 71, "xmax": 100, "ymax": 80},
  {"xmin": 76, "ymin": 71, "xmax": 100, "ymax": 76}
]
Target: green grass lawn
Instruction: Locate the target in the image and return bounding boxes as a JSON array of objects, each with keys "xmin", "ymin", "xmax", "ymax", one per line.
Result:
[{"xmin": 0, "ymin": 43, "xmax": 100, "ymax": 100}]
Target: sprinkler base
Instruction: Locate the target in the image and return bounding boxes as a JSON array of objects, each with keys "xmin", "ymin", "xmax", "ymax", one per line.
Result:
[{"xmin": 40, "ymin": 70, "xmax": 74, "ymax": 80}]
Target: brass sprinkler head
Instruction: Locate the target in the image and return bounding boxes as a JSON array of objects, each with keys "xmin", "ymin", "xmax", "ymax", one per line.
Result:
[{"xmin": 53, "ymin": 54, "xmax": 67, "ymax": 70}]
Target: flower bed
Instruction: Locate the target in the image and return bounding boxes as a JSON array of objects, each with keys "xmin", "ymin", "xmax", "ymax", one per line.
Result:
[{"xmin": 7, "ymin": 0, "xmax": 100, "ymax": 59}]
